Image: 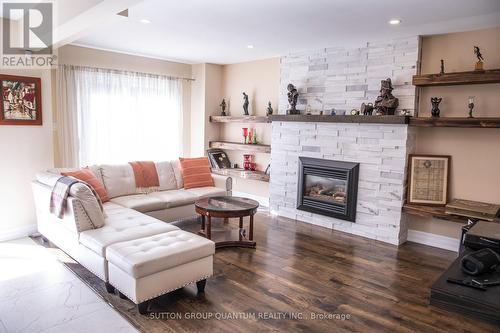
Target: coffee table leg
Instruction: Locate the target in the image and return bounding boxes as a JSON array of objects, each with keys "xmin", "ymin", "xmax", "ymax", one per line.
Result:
[
  {"xmin": 224, "ymin": 218, "xmax": 229, "ymax": 224},
  {"xmin": 201, "ymin": 215, "xmax": 205, "ymax": 231},
  {"xmin": 249, "ymin": 214, "xmax": 254, "ymax": 241},
  {"xmin": 206, "ymin": 215, "xmax": 212, "ymax": 240},
  {"xmin": 239, "ymin": 217, "xmax": 243, "ymax": 241}
]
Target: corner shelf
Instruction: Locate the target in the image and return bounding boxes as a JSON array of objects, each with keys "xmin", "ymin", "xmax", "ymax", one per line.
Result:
[
  {"xmin": 403, "ymin": 204, "xmax": 500, "ymax": 224},
  {"xmin": 209, "ymin": 141, "xmax": 271, "ymax": 153},
  {"xmin": 409, "ymin": 117, "xmax": 500, "ymax": 128},
  {"xmin": 212, "ymin": 169, "xmax": 269, "ymax": 182},
  {"xmin": 412, "ymin": 69, "xmax": 500, "ymax": 87},
  {"xmin": 210, "ymin": 115, "xmax": 271, "ymax": 123}
]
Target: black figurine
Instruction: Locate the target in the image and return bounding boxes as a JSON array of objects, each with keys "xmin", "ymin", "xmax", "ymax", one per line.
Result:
[
  {"xmin": 220, "ymin": 98, "xmax": 227, "ymax": 116},
  {"xmin": 242, "ymin": 92, "xmax": 249, "ymax": 115},
  {"xmin": 431, "ymin": 97, "xmax": 442, "ymax": 117},
  {"xmin": 474, "ymin": 46, "xmax": 484, "ymax": 70},
  {"xmin": 286, "ymin": 84, "xmax": 299, "ymax": 115},
  {"xmin": 440, "ymin": 59, "xmax": 445, "ymax": 75},
  {"xmin": 266, "ymin": 101, "xmax": 273, "ymax": 116}
]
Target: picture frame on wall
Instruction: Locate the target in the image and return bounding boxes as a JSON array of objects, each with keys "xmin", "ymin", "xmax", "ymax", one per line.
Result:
[
  {"xmin": 407, "ymin": 154, "xmax": 451, "ymax": 206},
  {"xmin": 0, "ymin": 74, "xmax": 42, "ymax": 126}
]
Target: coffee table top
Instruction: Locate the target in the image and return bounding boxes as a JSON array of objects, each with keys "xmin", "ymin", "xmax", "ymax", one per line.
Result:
[{"xmin": 195, "ymin": 196, "xmax": 259, "ymax": 213}]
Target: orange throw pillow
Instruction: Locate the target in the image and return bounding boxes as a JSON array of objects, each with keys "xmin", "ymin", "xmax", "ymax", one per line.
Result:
[
  {"xmin": 62, "ymin": 167, "xmax": 109, "ymax": 202},
  {"xmin": 179, "ymin": 157, "xmax": 214, "ymax": 189}
]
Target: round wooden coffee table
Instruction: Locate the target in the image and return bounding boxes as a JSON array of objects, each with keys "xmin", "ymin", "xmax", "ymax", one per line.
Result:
[{"xmin": 195, "ymin": 196, "xmax": 259, "ymax": 249}]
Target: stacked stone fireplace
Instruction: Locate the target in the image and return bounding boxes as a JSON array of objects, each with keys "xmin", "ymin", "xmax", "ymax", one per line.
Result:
[{"xmin": 269, "ymin": 36, "xmax": 419, "ymax": 245}]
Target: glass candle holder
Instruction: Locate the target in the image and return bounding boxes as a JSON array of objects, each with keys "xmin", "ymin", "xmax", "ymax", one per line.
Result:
[{"xmin": 242, "ymin": 128, "xmax": 248, "ymax": 143}]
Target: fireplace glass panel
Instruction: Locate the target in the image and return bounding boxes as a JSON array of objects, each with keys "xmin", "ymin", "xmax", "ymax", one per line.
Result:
[{"xmin": 304, "ymin": 174, "xmax": 347, "ymax": 205}]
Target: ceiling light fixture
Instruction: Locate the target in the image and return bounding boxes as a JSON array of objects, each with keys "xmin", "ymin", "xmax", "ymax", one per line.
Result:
[
  {"xmin": 140, "ymin": 19, "xmax": 151, "ymax": 24},
  {"xmin": 247, "ymin": 44, "xmax": 254, "ymax": 49},
  {"xmin": 389, "ymin": 19, "xmax": 401, "ymax": 25}
]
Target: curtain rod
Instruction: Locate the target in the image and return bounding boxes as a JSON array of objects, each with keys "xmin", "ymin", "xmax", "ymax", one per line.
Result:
[{"xmin": 58, "ymin": 64, "xmax": 196, "ymax": 82}]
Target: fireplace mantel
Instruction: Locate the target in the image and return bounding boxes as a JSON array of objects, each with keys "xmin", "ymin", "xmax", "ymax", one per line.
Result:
[{"xmin": 270, "ymin": 115, "xmax": 410, "ymax": 124}]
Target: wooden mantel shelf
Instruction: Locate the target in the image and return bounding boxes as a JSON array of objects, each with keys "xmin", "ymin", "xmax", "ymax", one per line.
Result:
[
  {"xmin": 210, "ymin": 115, "xmax": 270, "ymax": 123},
  {"xmin": 409, "ymin": 117, "xmax": 500, "ymax": 128},
  {"xmin": 209, "ymin": 141, "xmax": 271, "ymax": 153},
  {"xmin": 270, "ymin": 115, "xmax": 409, "ymax": 124},
  {"xmin": 412, "ymin": 69, "xmax": 500, "ymax": 87}
]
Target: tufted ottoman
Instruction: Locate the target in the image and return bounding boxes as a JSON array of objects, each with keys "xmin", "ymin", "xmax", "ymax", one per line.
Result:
[{"xmin": 105, "ymin": 229, "xmax": 215, "ymax": 314}]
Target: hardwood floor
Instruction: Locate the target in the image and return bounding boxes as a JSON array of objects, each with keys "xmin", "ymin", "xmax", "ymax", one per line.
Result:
[{"xmin": 154, "ymin": 213, "xmax": 498, "ymax": 333}]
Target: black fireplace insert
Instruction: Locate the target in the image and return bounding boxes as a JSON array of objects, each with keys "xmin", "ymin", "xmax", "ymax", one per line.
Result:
[{"xmin": 297, "ymin": 157, "xmax": 359, "ymax": 222}]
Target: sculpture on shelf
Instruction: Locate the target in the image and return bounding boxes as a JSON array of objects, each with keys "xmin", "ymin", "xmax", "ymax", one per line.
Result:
[
  {"xmin": 220, "ymin": 98, "xmax": 227, "ymax": 116},
  {"xmin": 474, "ymin": 46, "xmax": 484, "ymax": 71},
  {"xmin": 431, "ymin": 97, "xmax": 442, "ymax": 117},
  {"xmin": 360, "ymin": 102, "xmax": 374, "ymax": 115},
  {"xmin": 286, "ymin": 83, "xmax": 299, "ymax": 115},
  {"xmin": 468, "ymin": 96, "xmax": 475, "ymax": 118},
  {"xmin": 266, "ymin": 101, "xmax": 273, "ymax": 116},
  {"xmin": 374, "ymin": 78, "xmax": 399, "ymax": 115},
  {"xmin": 242, "ymin": 92, "xmax": 249, "ymax": 115},
  {"xmin": 440, "ymin": 59, "xmax": 445, "ymax": 75}
]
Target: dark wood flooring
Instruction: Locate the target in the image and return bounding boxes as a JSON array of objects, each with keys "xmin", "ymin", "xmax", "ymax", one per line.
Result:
[{"xmin": 62, "ymin": 213, "xmax": 499, "ymax": 333}]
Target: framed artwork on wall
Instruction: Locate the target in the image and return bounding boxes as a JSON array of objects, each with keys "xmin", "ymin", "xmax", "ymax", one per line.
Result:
[
  {"xmin": 0, "ymin": 74, "xmax": 42, "ymax": 126},
  {"xmin": 407, "ymin": 154, "xmax": 451, "ymax": 206}
]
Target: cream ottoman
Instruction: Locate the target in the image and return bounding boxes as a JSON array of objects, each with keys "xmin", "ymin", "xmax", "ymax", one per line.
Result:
[{"xmin": 106, "ymin": 229, "xmax": 215, "ymax": 314}]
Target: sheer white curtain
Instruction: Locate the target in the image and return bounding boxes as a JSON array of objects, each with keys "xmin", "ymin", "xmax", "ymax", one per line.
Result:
[{"xmin": 56, "ymin": 65, "xmax": 183, "ymax": 166}]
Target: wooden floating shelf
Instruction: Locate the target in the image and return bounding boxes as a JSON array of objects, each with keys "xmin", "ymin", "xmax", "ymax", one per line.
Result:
[
  {"xmin": 210, "ymin": 115, "xmax": 271, "ymax": 123},
  {"xmin": 270, "ymin": 115, "xmax": 409, "ymax": 124},
  {"xmin": 412, "ymin": 69, "xmax": 500, "ymax": 87},
  {"xmin": 409, "ymin": 117, "xmax": 500, "ymax": 128},
  {"xmin": 403, "ymin": 204, "xmax": 500, "ymax": 224},
  {"xmin": 209, "ymin": 141, "xmax": 271, "ymax": 153},
  {"xmin": 212, "ymin": 169, "xmax": 269, "ymax": 182}
]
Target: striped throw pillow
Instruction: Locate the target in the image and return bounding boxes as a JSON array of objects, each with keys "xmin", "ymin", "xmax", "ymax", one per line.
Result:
[
  {"xmin": 62, "ymin": 167, "xmax": 110, "ymax": 203},
  {"xmin": 179, "ymin": 157, "xmax": 214, "ymax": 189}
]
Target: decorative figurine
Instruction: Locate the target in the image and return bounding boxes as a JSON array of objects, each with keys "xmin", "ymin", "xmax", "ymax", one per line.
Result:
[
  {"xmin": 474, "ymin": 46, "xmax": 484, "ymax": 71},
  {"xmin": 350, "ymin": 109, "xmax": 360, "ymax": 116},
  {"xmin": 266, "ymin": 101, "xmax": 273, "ymax": 116},
  {"xmin": 330, "ymin": 108, "xmax": 336, "ymax": 116},
  {"xmin": 242, "ymin": 92, "xmax": 249, "ymax": 115},
  {"xmin": 468, "ymin": 96, "xmax": 475, "ymax": 118},
  {"xmin": 220, "ymin": 98, "xmax": 227, "ymax": 116},
  {"xmin": 306, "ymin": 105, "xmax": 312, "ymax": 115},
  {"xmin": 360, "ymin": 102, "xmax": 374, "ymax": 115},
  {"xmin": 431, "ymin": 97, "xmax": 442, "ymax": 117},
  {"xmin": 374, "ymin": 78, "xmax": 399, "ymax": 115},
  {"xmin": 286, "ymin": 83, "xmax": 299, "ymax": 115},
  {"xmin": 440, "ymin": 59, "xmax": 445, "ymax": 75}
]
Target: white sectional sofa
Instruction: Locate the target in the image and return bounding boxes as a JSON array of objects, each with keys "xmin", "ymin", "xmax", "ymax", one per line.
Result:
[{"xmin": 32, "ymin": 160, "xmax": 231, "ymax": 314}]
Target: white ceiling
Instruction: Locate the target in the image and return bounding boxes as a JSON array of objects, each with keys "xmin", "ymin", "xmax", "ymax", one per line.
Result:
[{"xmin": 62, "ymin": 0, "xmax": 500, "ymax": 64}]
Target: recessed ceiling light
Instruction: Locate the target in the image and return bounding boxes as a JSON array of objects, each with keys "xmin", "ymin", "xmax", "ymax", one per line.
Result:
[
  {"xmin": 140, "ymin": 19, "xmax": 151, "ymax": 24},
  {"xmin": 247, "ymin": 44, "xmax": 254, "ymax": 49},
  {"xmin": 389, "ymin": 19, "xmax": 401, "ymax": 25}
]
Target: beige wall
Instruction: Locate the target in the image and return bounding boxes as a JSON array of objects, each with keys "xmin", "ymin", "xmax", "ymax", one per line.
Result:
[
  {"xmin": 409, "ymin": 26, "xmax": 500, "ymax": 238},
  {"xmin": 219, "ymin": 58, "xmax": 280, "ymax": 198},
  {"xmin": 56, "ymin": 45, "xmax": 193, "ymax": 162},
  {"xmin": 0, "ymin": 68, "xmax": 54, "ymax": 238}
]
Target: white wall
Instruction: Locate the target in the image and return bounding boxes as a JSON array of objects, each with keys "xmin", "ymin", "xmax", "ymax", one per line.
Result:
[{"xmin": 0, "ymin": 69, "xmax": 54, "ymax": 241}]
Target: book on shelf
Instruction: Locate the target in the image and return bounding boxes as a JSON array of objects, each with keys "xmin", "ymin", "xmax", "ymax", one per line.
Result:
[{"xmin": 445, "ymin": 199, "xmax": 500, "ymax": 221}]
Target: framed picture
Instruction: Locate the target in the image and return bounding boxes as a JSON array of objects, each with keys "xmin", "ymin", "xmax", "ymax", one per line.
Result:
[
  {"xmin": 407, "ymin": 154, "xmax": 451, "ymax": 206},
  {"xmin": 0, "ymin": 74, "xmax": 42, "ymax": 126}
]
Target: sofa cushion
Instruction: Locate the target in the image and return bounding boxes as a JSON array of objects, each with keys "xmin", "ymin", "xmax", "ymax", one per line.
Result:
[
  {"xmin": 155, "ymin": 161, "xmax": 177, "ymax": 191},
  {"xmin": 179, "ymin": 157, "xmax": 214, "ymax": 189},
  {"xmin": 79, "ymin": 206, "xmax": 178, "ymax": 256},
  {"xmin": 100, "ymin": 164, "xmax": 137, "ymax": 198},
  {"xmin": 63, "ymin": 168, "xmax": 109, "ymax": 202},
  {"xmin": 149, "ymin": 189, "xmax": 198, "ymax": 208},
  {"xmin": 106, "ymin": 230, "xmax": 215, "ymax": 278},
  {"xmin": 110, "ymin": 194, "xmax": 168, "ymax": 213},
  {"xmin": 171, "ymin": 159, "xmax": 183, "ymax": 189},
  {"xmin": 69, "ymin": 182, "xmax": 106, "ymax": 228},
  {"xmin": 185, "ymin": 186, "xmax": 226, "ymax": 199}
]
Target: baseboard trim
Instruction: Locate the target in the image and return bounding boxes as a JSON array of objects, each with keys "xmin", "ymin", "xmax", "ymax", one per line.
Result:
[
  {"xmin": 0, "ymin": 224, "xmax": 38, "ymax": 242},
  {"xmin": 232, "ymin": 191, "xmax": 269, "ymax": 208},
  {"xmin": 407, "ymin": 229, "xmax": 460, "ymax": 252}
]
